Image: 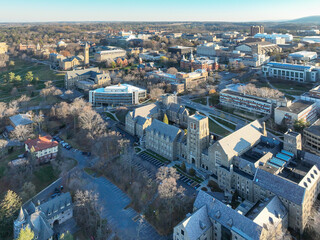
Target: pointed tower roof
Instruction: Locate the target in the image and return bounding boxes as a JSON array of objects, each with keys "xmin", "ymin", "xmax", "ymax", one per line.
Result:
[
  {"xmin": 190, "ymin": 50, "xmax": 194, "ymax": 61},
  {"xmin": 17, "ymin": 207, "xmax": 25, "ymax": 222}
]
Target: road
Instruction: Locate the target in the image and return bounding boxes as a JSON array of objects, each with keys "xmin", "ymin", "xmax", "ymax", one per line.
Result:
[{"xmin": 179, "ymin": 96, "xmax": 248, "ymax": 127}]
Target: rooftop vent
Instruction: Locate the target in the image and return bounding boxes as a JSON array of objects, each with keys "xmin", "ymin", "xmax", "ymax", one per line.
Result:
[
  {"xmin": 227, "ymin": 218, "xmax": 233, "ymax": 227},
  {"xmin": 215, "ymin": 210, "xmax": 221, "ymax": 219}
]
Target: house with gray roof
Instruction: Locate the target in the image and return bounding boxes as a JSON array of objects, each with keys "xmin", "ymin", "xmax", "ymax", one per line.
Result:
[
  {"xmin": 14, "ymin": 181, "xmax": 73, "ymax": 240},
  {"xmin": 9, "ymin": 114, "xmax": 33, "ymax": 128}
]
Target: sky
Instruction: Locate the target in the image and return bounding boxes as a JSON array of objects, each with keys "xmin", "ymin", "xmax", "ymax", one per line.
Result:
[{"xmin": 0, "ymin": 0, "xmax": 320, "ymax": 22}]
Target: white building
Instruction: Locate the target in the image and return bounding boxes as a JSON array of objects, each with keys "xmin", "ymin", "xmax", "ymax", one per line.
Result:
[
  {"xmin": 89, "ymin": 83, "xmax": 146, "ymax": 106},
  {"xmin": 262, "ymin": 62, "xmax": 319, "ymax": 82},
  {"xmin": 254, "ymin": 33, "xmax": 293, "ymax": 43},
  {"xmin": 289, "ymin": 51, "xmax": 317, "ymax": 61},
  {"xmin": 302, "ymin": 36, "xmax": 320, "ymax": 44},
  {"xmin": 196, "ymin": 42, "xmax": 220, "ymax": 57},
  {"xmin": 139, "ymin": 51, "xmax": 165, "ymax": 61}
]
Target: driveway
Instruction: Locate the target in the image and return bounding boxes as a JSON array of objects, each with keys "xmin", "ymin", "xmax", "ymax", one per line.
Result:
[{"xmin": 82, "ymin": 174, "xmax": 169, "ymax": 240}]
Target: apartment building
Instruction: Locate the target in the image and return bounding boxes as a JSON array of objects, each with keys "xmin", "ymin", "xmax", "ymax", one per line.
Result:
[
  {"xmin": 89, "ymin": 83, "xmax": 146, "ymax": 106},
  {"xmin": 25, "ymin": 135, "xmax": 59, "ymax": 163},
  {"xmin": 274, "ymin": 100, "xmax": 317, "ymax": 125},
  {"xmin": 262, "ymin": 62, "xmax": 319, "ymax": 82}
]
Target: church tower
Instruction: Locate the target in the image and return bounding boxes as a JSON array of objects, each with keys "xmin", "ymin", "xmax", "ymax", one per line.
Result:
[
  {"xmin": 84, "ymin": 42, "xmax": 90, "ymax": 65},
  {"xmin": 187, "ymin": 113, "xmax": 209, "ymax": 168},
  {"xmin": 14, "ymin": 208, "xmax": 26, "ymax": 239}
]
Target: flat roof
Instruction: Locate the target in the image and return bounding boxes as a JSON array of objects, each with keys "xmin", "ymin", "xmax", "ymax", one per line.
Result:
[
  {"xmin": 276, "ymin": 100, "xmax": 314, "ymax": 114},
  {"xmin": 93, "ymin": 83, "xmax": 145, "ymax": 94},
  {"xmin": 266, "ymin": 62, "xmax": 313, "ymax": 71},
  {"xmin": 304, "ymin": 118, "xmax": 320, "ymax": 136}
]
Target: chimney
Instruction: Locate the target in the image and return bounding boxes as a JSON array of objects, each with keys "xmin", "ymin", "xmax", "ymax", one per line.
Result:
[{"xmin": 263, "ymin": 122, "xmax": 267, "ymax": 136}]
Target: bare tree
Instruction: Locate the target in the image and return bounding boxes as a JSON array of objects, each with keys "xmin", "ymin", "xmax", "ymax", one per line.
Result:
[
  {"xmin": 167, "ymin": 67, "xmax": 178, "ymax": 75},
  {"xmin": 10, "ymin": 125, "xmax": 32, "ymax": 142},
  {"xmin": 150, "ymin": 87, "xmax": 164, "ymax": 100}
]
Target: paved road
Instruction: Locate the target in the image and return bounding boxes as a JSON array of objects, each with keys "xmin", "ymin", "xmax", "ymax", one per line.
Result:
[
  {"xmin": 61, "ymin": 143, "xmax": 170, "ymax": 240},
  {"xmin": 179, "ymin": 96, "xmax": 248, "ymax": 127}
]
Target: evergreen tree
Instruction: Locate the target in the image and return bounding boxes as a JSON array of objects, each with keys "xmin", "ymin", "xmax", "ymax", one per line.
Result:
[
  {"xmin": 17, "ymin": 226, "xmax": 34, "ymax": 240},
  {"xmin": 163, "ymin": 114, "xmax": 169, "ymax": 124},
  {"xmin": 25, "ymin": 71, "xmax": 34, "ymax": 82},
  {"xmin": 0, "ymin": 190, "xmax": 22, "ymax": 238}
]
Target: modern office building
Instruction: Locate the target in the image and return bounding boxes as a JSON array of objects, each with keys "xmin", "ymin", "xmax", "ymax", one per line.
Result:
[
  {"xmin": 250, "ymin": 25, "xmax": 264, "ymax": 36},
  {"xmin": 262, "ymin": 62, "xmax": 319, "ymax": 82},
  {"xmin": 274, "ymin": 100, "xmax": 317, "ymax": 125},
  {"xmin": 89, "ymin": 83, "xmax": 146, "ymax": 106}
]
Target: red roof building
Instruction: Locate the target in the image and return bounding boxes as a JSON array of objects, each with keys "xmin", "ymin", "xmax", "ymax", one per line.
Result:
[{"xmin": 25, "ymin": 135, "xmax": 59, "ymax": 163}]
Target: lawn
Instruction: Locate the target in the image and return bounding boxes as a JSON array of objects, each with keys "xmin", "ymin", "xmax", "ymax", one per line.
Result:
[
  {"xmin": 210, "ymin": 115, "xmax": 236, "ymax": 130},
  {"xmin": 104, "ymin": 112, "xmax": 117, "ymax": 121},
  {"xmin": 115, "ymin": 109, "xmax": 129, "ymax": 123},
  {"xmin": 208, "ymin": 119, "xmax": 231, "ymax": 137},
  {"xmin": 32, "ymin": 165, "xmax": 59, "ymax": 192}
]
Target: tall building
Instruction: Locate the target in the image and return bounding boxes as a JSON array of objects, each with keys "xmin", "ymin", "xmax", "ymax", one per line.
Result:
[
  {"xmin": 250, "ymin": 25, "xmax": 264, "ymax": 36},
  {"xmin": 187, "ymin": 114, "xmax": 209, "ymax": 168},
  {"xmin": 84, "ymin": 42, "xmax": 90, "ymax": 65}
]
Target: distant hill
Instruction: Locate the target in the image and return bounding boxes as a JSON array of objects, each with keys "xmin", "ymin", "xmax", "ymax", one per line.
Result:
[{"xmin": 288, "ymin": 15, "xmax": 320, "ymax": 24}]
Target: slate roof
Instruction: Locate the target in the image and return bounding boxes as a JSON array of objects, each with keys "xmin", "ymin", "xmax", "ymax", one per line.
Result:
[
  {"xmin": 66, "ymin": 67, "xmax": 100, "ymax": 79},
  {"xmin": 27, "ymin": 211, "xmax": 54, "ymax": 240},
  {"xmin": 194, "ymin": 191, "xmax": 263, "ymax": 240},
  {"xmin": 9, "ymin": 114, "xmax": 33, "ymax": 127},
  {"xmin": 216, "ymin": 120, "xmax": 264, "ymax": 160},
  {"xmin": 38, "ymin": 192, "xmax": 72, "ymax": 218},
  {"xmin": 146, "ymin": 119, "xmax": 181, "ymax": 142},
  {"xmin": 253, "ymin": 196, "xmax": 287, "ymax": 227},
  {"xmin": 253, "ymin": 168, "xmax": 305, "ymax": 205},
  {"xmin": 132, "ymin": 103, "xmax": 159, "ymax": 119},
  {"xmin": 135, "ymin": 116, "xmax": 148, "ymax": 126},
  {"xmin": 180, "ymin": 205, "xmax": 211, "ymax": 240}
]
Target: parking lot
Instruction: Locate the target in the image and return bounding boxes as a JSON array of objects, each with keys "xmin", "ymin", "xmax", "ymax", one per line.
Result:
[{"xmin": 138, "ymin": 151, "xmax": 201, "ymax": 191}]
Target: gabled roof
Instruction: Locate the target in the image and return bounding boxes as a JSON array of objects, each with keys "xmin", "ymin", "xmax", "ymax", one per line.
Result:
[
  {"xmin": 25, "ymin": 135, "xmax": 58, "ymax": 152},
  {"xmin": 146, "ymin": 119, "xmax": 182, "ymax": 142},
  {"xmin": 9, "ymin": 114, "xmax": 33, "ymax": 127},
  {"xmin": 253, "ymin": 168, "xmax": 305, "ymax": 205},
  {"xmin": 215, "ymin": 120, "xmax": 264, "ymax": 159},
  {"xmin": 180, "ymin": 205, "xmax": 211, "ymax": 240},
  {"xmin": 38, "ymin": 192, "xmax": 72, "ymax": 218},
  {"xmin": 28, "ymin": 211, "xmax": 54, "ymax": 240},
  {"xmin": 132, "ymin": 103, "xmax": 159, "ymax": 119},
  {"xmin": 194, "ymin": 191, "xmax": 263, "ymax": 240}
]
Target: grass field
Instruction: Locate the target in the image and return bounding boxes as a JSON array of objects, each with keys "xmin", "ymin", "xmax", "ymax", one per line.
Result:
[
  {"xmin": 0, "ymin": 59, "xmax": 64, "ymax": 102},
  {"xmin": 209, "ymin": 119, "xmax": 231, "ymax": 137},
  {"xmin": 32, "ymin": 165, "xmax": 59, "ymax": 192}
]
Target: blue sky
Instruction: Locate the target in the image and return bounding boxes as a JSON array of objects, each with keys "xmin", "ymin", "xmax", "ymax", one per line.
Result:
[{"xmin": 0, "ymin": 0, "xmax": 319, "ymax": 22}]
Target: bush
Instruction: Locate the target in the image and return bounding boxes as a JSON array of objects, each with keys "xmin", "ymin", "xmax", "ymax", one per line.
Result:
[
  {"xmin": 189, "ymin": 168, "xmax": 196, "ymax": 176},
  {"xmin": 201, "ymin": 187, "xmax": 207, "ymax": 191},
  {"xmin": 181, "ymin": 162, "xmax": 186, "ymax": 172}
]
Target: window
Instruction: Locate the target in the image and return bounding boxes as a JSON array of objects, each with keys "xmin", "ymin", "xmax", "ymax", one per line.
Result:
[{"xmin": 181, "ymin": 230, "xmax": 184, "ymax": 235}]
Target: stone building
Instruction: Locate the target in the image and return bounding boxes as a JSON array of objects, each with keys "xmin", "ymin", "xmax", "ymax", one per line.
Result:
[
  {"xmin": 145, "ymin": 119, "xmax": 185, "ymax": 161},
  {"xmin": 303, "ymin": 119, "xmax": 320, "ymax": 155},
  {"xmin": 14, "ymin": 180, "xmax": 73, "ymax": 240},
  {"xmin": 65, "ymin": 67, "xmax": 111, "ymax": 90}
]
